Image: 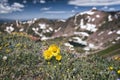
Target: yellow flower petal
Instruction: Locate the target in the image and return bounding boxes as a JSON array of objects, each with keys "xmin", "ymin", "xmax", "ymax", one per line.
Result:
[
  {"xmin": 56, "ymin": 55, "xmax": 62, "ymax": 61},
  {"xmin": 6, "ymin": 49, "xmax": 11, "ymax": 53},
  {"xmin": 114, "ymin": 56, "xmax": 119, "ymax": 60},
  {"xmin": 48, "ymin": 44, "xmax": 60, "ymax": 56},
  {"xmin": 15, "ymin": 43, "xmax": 21, "ymax": 47},
  {"xmin": 108, "ymin": 66, "xmax": 113, "ymax": 70},
  {"xmin": 43, "ymin": 50, "xmax": 53, "ymax": 60},
  {"xmin": 0, "ymin": 47, "xmax": 2, "ymax": 50},
  {"xmin": 117, "ymin": 70, "xmax": 120, "ymax": 74}
]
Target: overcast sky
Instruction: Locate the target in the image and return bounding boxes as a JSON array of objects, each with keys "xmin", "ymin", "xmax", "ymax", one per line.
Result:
[{"xmin": 0, "ymin": 0, "xmax": 120, "ymax": 20}]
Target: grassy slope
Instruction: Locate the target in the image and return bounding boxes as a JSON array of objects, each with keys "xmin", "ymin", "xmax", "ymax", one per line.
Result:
[
  {"xmin": 0, "ymin": 33, "xmax": 120, "ymax": 80},
  {"xmin": 96, "ymin": 43, "xmax": 120, "ymax": 57}
]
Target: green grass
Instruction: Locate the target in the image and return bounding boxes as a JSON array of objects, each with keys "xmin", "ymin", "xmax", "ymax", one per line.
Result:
[
  {"xmin": 96, "ymin": 43, "xmax": 120, "ymax": 57},
  {"xmin": 0, "ymin": 32, "xmax": 120, "ymax": 80}
]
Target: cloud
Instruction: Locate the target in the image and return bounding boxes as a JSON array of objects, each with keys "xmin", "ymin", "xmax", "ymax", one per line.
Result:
[
  {"xmin": 109, "ymin": 8, "xmax": 115, "ymax": 11},
  {"xmin": 23, "ymin": 0, "xmax": 27, "ymax": 4},
  {"xmin": 68, "ymin": 0, "xmax": 120, "ymax": 6},
  {"xmin": 12, "ymin": 2, "xmax": 24, "ymax": 8},
  {"xmin": 40, "ymin": 0, "xmax": 46, "ymax": 4},
  {"xmin": 71, "ymin": 10, "xmax": 75, "ymax": 13},
  {"xmin": 74, "ymin": 6, "xmax": 78, "ymax": 9},
  {"xmin": 0, "ymin": 1, "xmax": 24, "ymax": 14},
  {"xmin": 44, "ymin": 11, "xmax": 66, "ymax": 14},
  {"xmin": 101, "ymin": 6, "xmax": 116, "ymax": 11},
  {"xmin": 33, "ymin": 0, "xmax": 37, "ymax": 4},
  {"xmin": 33, "ymin": 0, "xmax": 46, "ymax": 4},
  {"xmin": 102, "ymin": 6, "xmax": 108, "ymax": 9},
  {"xmin": 0, "ymin": 0, "xmax": 8, "ymax": 3},
  {"xmin": 40, "ymin": 7, "xmax": 51, "ymax": 11}
]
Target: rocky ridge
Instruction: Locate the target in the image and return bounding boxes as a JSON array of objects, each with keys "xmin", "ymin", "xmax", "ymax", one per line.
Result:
[{"xmin": 0, "ymin": 8, "xmax": 120, "ymax": 51}]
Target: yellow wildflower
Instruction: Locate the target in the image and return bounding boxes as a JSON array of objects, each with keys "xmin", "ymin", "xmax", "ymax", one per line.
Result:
[
  {"xmin": 54, "ymin": 66, "xmax": 56, "ymax": 68},
  {"xmin": 47, "ymin": 62, "xmax": 51, "ymax": 65},
  {"xmin": 59, "ymin": 62, "xmax": 61, "ymax": 65},
  {"xmin": 43, "ymin": 50, "xmax": 53, "ymax": 60},
  {"xmin": 4, "ymin": 43, "xmax": 9, "ymax": 47},
  {"xmin": 15, "ymin": 43, "xmax": 21, "ymax": 47},
  {"xmin": 56, "ymin": 55, "xmax": 62, "ymax": 61},
  {"xmin": 117, "ymin": 70, "xmax": 120, "ymax": 74},
  {"xmin": 0, "ymin": 47, "xmax": 2, "ymax": 50},
  {"xmin": 48, "ymin": 44, "xmax": 60, "ymax": 56},
  {"xmin": 108, "ymin": 66, "xmax": 113, "ymax": 70},
  {"xmin": 114, "ymin": 56, "xmax": 119, "ymax": 60},
  {"xmin": 24, "ymin": 45, "xmax": 27, "ymax": 48},
  {"xmin": 6, "ymin": 49, "xmax": 11, "ymax": 53}
]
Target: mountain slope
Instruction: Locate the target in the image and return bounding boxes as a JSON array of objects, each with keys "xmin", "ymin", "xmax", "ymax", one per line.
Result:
[{"xmin": 0, "ymin": 9, "xmax": 120, "ymax": 51}]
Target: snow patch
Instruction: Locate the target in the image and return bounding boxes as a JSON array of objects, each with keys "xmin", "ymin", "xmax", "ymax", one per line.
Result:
[
  {"xmin": 80, "ymin": 19, "xmax": 84, "ymax": 28},
  {"xmin": 116, "ymin": 30, "xmax": 120, "ymax": 34},
  {"xmin": 84, "ymin": 47, "xmax": 90, "ymax": 51},
  {"xmin": 22, "ymin": 21, "xmax": 26, "ymax": 24},
  {"xmin": 84, "ymin": 43, "xmax": 96, "ymax": 51},
  {"xmin": 74, "ymin": 13, "xmax": 80, "ymax": 25},
  {"xmin": 80, "ymin": 11, "xmax": 95, "ymax": 15},
  {"xmin": 88, "ymin": 43, "xmax": 95, "ymax": 48},
  {"xmin": 72, "ymin": 37, "xmax": 87, "ymax": 45},
  {"xmin": 116, "ymin": 37, "xmax": 120, "ymax": 41},
  {"xmin": 112, "ymin": 42, "xmax": 116, "ymax": 44},
  {"xmin": 27, "ymin": 20, "xmax": 34, "ymax": 24},
  {"xmin": 41, "ymin": 36, "xmax": 53, "ymax": 41},
  {"xmin": 32, "ymin": 27, "xmax": 39, "ymax": 32},
  {"xmin": 42, "ymin": 30, "xmax": 46, "ymax": 33},
  {"xmin": 74, "ymin": 32, "xmax": 89, "ymax": 37},
  {"xmin": 92, "ymin": 18, "xmax": 95, "ymax": 22},
  {"xmin": 64, "ymin": 43, "xmax": 73, "ymax": 48},
  {"xmin": 49, "ymin": 27, "xmax": 53, "ymax": 31},
  {"xmin": 96, "ymin": 15, "xmax": 100, "ymax": 18},
  {"xmin": 19, "ymin": 28, "xmax": 24, "ymax": 32},
  {"xmin": 85, "ymin": 23, "xmax": 97, "ymax": 32},
  {"xmin": 39, "ymin": 23, "xmax": 46, "ymax": 29},
  {"xmin": 87, "ymin": 16, "xmax": 91, "ymax": 22},
  {"xmin": 108, "ymin": 31, "xmax": 113, "ymax": 35},
  {"xmin": 32, "ymin": 27, "xmax": 43, "ymax": 37},
  {"xmin": 58, "ymin": 19, "xmax": 66, "ymax": 22},
  {"xmin": 108, "ymin": 15, "xmax": 113, "ymax": 21},
  {"xmin": 92, "ymin": 7, "xmax": 97, "ymax": 10},
  {"xmin": 64, "ymin": 42, "xmax": 74, "ymax": 50},
  {"xmin": 98, "ymin": 31, "xmax": 104, "ymax": 36},
  {"xmin": 55, "ymin": 27, "xmax": 61, "ymax": 32},
  {"xmin": 41, "ymin": 36, "xmax": 48, "ymax": 40},
  {"xmin": 80, "ymin": 19, "xmax": 97, "ymax": 32},
  {"xmin": 74, "ymin": 10, "xmax": 94, "ymax": 25},
  {"xmin": 16, "ymin": 20, "xmax": 19, "ymax": 26},
  {"xmin": 4, "ymin": 25, "xmax": 14, "ymax": 33},
  {"xmin": 46, "ymin": 29, "xmax": 50, "ymax": 33}
]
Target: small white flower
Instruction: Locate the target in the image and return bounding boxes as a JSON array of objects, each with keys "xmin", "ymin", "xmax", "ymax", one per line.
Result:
[{"xmin": 3, "ymin": 56, "xmax": 7, "ymax": 61}]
